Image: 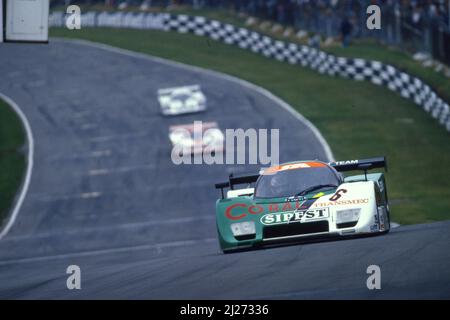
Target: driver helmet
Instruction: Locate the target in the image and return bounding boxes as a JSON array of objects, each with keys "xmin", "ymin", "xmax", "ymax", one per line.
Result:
[{"xmin": 269, "ymin": 173, "xmax": 286, "ymax": 194}]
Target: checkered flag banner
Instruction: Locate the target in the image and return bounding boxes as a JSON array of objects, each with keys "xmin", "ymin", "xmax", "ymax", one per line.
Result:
[{"xmin": 49, "ymin": 11, "xmax": 450, "ymax": 132}]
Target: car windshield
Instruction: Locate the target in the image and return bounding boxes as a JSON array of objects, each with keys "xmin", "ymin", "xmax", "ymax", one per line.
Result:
[{"xmin": 255, "ymin": 165, "xmax": 340, "ymax": 199}]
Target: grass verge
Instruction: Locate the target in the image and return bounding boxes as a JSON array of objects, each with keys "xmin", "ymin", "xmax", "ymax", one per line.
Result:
[
  {"xmin": 0, "ymin": 98, "xmax": 26, "ymax": 228},
  {"xmin": 50, "ymin": 27, "xmax": 450, "ymax": 225}
]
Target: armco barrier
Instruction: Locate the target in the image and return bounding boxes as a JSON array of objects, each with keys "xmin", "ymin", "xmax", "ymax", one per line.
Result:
[{"xmin": 50, "ymin": 11, "xmax": 450, "ymax": 132}]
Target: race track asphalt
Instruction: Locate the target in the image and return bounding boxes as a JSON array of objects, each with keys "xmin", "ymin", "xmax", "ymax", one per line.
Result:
[{"xmin": 0, "ymin": 40, "xmax": 449, "ymax": 299}]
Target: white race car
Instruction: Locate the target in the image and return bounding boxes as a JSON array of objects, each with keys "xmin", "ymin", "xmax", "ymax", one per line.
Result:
[
  {"xmin": 158, "ymin": 85, "xmax": 206, "ymax": 116},
  {"xmin": 169, "ymin": 122, "xmax": 224, "ymax": 156}
]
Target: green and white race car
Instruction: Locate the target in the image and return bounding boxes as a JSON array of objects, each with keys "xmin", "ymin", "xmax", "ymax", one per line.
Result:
[{"xmin": 215, "ymin": 157, "xmax": 390, "ymax": 253}]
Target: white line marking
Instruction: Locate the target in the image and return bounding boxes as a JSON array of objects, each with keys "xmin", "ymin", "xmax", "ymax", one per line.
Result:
[
  {"xmin": 87, "ymin": 131, "xmax": 150, "ymax": 143},
  {"xmin": 30, "ymin": 178, "xmax": 231, "ymax": 203},
  {"xmin": 91, "ymin": 150, "xmax": 111, "ymax": 157},
  {"xmin": 26, "ymin": 80, "xmax": 46, "ymax": 88},
  {"xmin": 72, "ymin": 111, "xmax": 90, "ymax": 119},
  {"xmin": 5, "ymin": 215, "xmax": 216, "ymax": 241},
  {"xmin": 0, "ymin": 238, "xmax": 217, "ymax": 266},
  {"xmin": 80, "ymin": 123, "xmax": 97, "ymax": 130},
  {"xmin": 86, "ymin": 164, "xmax": 157, "ymax": 176},
  {"xmin": 52, "ymin": 38, "xmax": 335, "ymax": 162},
  {"xmin": 88, "ymin": 169, "xmax": 110, "ymax": 176},
  {"xmin": 50, "ymin": 149, "xmax": 112, "ymax": 161},
  {"xmin": 31, "ymin": 179, "xmax": 213, "ymax": 201},
  {"xmin": 31, "ymin": 192, "xmax": 102, "ymax": 202},
  {"xmin": 0, "ymin": 93, "xmax": 35, "ymax": 240},
  {"xmin": 80, "ymin": 192, "xmax": 102, "ymax": 199}
]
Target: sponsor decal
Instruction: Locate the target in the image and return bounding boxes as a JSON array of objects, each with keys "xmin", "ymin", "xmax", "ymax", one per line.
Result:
[
  {"xmin": 261, "ymin": 208, "xmax": 330, "ymax": 225},
  {"xmin": 248, "ymin": 205, "xmax": 264, "ymax": 215},
  {"xmin": 225, "ymin": 204, "xmax": 248, "ymax": 221},
  {"xmin": 372, "ymin": 209, "xmax": 384, "ymax": 232},
  {"xmin": 334, "ymin": 160, "xmax": 359, "ymax": 166},
  {"xmin": 268, "ymin": 204, "xmax": 280, "ymax": 212},
  {"xmin": 225, "ymin": 198, "xmax": 369, "ymax": 221},
  {"xmin": 225, "ymin": 203, "xmax": 270, "ymax": 221},
  {"xmin": 313, "ymin": 192, "xmax": 325, "ymax": 199},
  {"xmin": 224, "ymin": 197, "xmax": 322, "ymax": 221},
  {"xmin": 329, "ymin": 189, "xmax": 348, "ymax": 201},
  {"xmin": 263, "ymin": 161, "xmax": 326, "ymax": 175},
  {"xmin": 285, "ymin": 196, "xmax": 305, "ymax": 202},
  {"xmin": 313, "ymin": 198, "xmax": 369, "ymax": 208},
  {"xmin": 374, "ymin": 214, "xmax": 379, "ymax": 223}
]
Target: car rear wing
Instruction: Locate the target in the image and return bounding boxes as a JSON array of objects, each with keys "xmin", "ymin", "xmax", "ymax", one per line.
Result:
[
  {"xmin": 215, "ymin": 173, "xmax": 259, "ymax": 199},
  {"xmin": 329, "ymin": 156, "xmax": 387, "ymax": 173}
]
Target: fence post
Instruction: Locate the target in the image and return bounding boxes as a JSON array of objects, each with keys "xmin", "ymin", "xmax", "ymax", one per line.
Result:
[{"xmin": 395, "ymin": 2, "xmax": 402, "ymax": 46}]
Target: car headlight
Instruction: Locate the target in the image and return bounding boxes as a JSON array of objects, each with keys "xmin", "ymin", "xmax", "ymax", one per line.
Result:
[
  {"xmin": 336, "ymin": 208, "xmax": 361, "ymax": 224},
  {"xmin": 230, "ymin": 221, "xmax": 256, "ymax": 236}
]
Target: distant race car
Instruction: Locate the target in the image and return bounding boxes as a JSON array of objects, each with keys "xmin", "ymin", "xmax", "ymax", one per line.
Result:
[
  {"xmin": 158, "ymin": 85, "xmax": 207, "ymax": 116},
  {"xmin": 169, "ymin": 122, "xmax": 224, "ymax": 156},
  {"xmin": 215, "ymin": 157, "xmax": 390, "ymax": 253}
]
